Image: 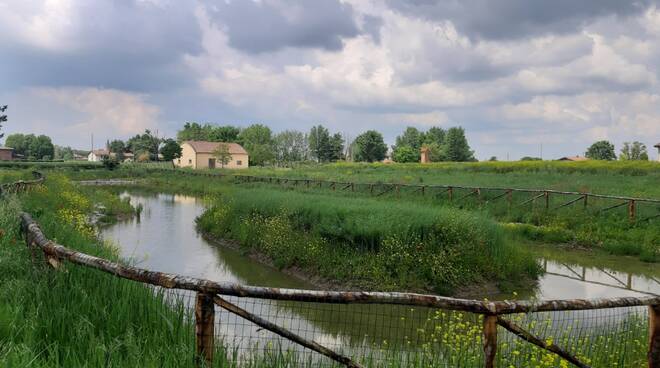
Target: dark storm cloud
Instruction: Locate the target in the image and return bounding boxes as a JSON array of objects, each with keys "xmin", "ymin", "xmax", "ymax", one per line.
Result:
[
  {"xmin": 386, "ymin": 0, "xmax": 656, "ymax": 40},
  {"xmin": 1, "ymin": 1, "xmax": 202, "ymax": 91},
  {"xmin": 207, "ymin": 0, "xmax": 361, "ymax": 54}
]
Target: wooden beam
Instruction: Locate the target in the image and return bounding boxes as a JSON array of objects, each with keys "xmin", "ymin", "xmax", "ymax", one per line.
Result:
[
  {"xmin": 497, "ymin": 317, "xmax": 590, "ymax": 368},
  {"xmin": 195, "ymin": 292, "xmax": 215, "ymax": 367},
  {"xmin": 20, "ymin": 212, "xmax": 660, "ymax": 314},
  {"xmin": 213, "ymin": 296, "xmax": 363, "ymax": 368},
  {"xmin": 483, "ymin": 315, "xmax": 497, "ymax": 368},
  {"xmin": 650, "ymin": 304, "xmax": 660, "ymax": 368}
]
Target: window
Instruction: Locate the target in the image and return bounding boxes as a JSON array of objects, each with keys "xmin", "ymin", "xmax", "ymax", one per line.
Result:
[
  {"xmin": 236, "ymin": 160, "xmax": 242, "ymax": 166},
  {"xmin": 188, "ymin": 159, "xmax": 192, "ymax": 164},
  {"xmin": 177, "ymin": 159, "xmax": 181, "ymax": 164}
]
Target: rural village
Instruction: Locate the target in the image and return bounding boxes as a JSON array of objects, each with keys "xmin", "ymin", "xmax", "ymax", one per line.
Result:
[{"xmin": 1, "ymin": 1, "xmax": 660, "ymax": 368}]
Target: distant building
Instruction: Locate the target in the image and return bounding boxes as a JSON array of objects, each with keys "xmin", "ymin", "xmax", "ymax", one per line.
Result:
[
  {"xmin": 655, "ymin": 143, "xmax": 660, "ymax": 162},
  {"xmin": 0, "ymin": 147, "xmax": 14, "ymax": 161},
  {"xmin": 420, "ymin": 147, "xmax": 431, "ymax": 163},
  {"xmin": 557, "ymin": 156, "xmax": 589, "ymax": 162},
  {"xmin": 175, "ymin": 141, "xmax": 249, "ymax": 169},
  {"xmin": 88, "ymin": 149, "xmax": 110, "ymax": 162}
]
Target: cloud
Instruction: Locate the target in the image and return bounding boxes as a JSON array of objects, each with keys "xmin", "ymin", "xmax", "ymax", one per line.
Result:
[
  {"xmin": 207, "ymin": 0, "xmax": 361, "ymax": 54},
  {"xmin": 3, "ymin": 87, "xmax": 160, "ymax": 147},
  {"xmin": 0, "ymin": 0, "xmax": 202, "ymax": 91},
  {"xmin": 386, "ymin": 0, "xmax": 656, "ymax": 41}
]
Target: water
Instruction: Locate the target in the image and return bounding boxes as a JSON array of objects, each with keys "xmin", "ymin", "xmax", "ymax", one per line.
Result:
[{"xmin": 100, "ymin": 191, "xmax": 658, "ymax": 363}]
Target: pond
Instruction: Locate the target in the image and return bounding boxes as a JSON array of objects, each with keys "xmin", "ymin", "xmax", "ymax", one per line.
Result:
[{"xmin": 100, "ymin": 191, "xmax": 658, "ymax": 364}]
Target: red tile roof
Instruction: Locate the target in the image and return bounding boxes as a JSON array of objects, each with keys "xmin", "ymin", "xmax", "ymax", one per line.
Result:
[{"xmin": 184, "ymin": 141, "xmax": 248, "ymax": 155}]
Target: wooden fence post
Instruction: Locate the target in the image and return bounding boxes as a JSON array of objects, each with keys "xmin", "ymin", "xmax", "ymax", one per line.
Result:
[
  {"xmin": 629, "ymin": 200, "xmax": 636, "ymax": 222},
  {"xmin": 583, "ymin": 194, "xmax": 588, "ymax": 210},
  {"xmin": 544, "ymin": 191, "xmax": 550, "ymax": 210},
  {"xmin": 195, "ymin": 292, "xmax": 215, "ymax": 367},
  {"xmin": 650, "ymin": 304, "xmax": 660, "ymax": 368},
  {"xmin": 483, "ymin": 315, "xmax": 498, "ymax": 368},
  {"xmin": 507, "ymin": 189, "xmax": 512, "ymax": 209},
  {"xmin": 448, "ymin": 187, "xmax": 453, "ymax": 202}
]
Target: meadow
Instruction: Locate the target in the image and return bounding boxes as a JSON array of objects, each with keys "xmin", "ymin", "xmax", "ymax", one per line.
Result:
[{"xmin": 0, "ymin": 168, "xmax": 653, "ymax": 367}]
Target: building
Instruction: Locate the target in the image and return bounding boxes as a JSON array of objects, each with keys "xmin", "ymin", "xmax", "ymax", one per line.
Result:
[
  {"xmin": 175, "ymin": 141, "xmax": 249, "ymax": 169},
  {"xmin": 557, "ymin": 156, "xmax": 589, "ymax": 162},
  {"xmin": 0, "ymin": 147, "xmax": 14, "ymax": 161},
  {"xmin": 88, "ymin": 149, "xmax": 110, "ymax": 162},
  {"xmin": 420, "ymin": 147, "xmax": 430, "ymax": 163},
  {"xmin": 655, "ymin": 143, "xmax": 660, "ymax": 162}
]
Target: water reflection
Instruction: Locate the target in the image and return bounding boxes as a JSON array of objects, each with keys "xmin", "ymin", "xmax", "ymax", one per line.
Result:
[{"xmin": 100, "ymin": 191, "xmax": 657, "ymax": 363}]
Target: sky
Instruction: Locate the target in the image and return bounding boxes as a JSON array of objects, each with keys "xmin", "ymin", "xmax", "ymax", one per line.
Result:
[{"xmin": 2, "ymin": 0, "xmax": 660, "ymax": 160}]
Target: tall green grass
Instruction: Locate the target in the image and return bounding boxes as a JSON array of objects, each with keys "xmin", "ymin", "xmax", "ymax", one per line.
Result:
[{"xmin": 197, "ymin": 188, "xmax": 541, "ymax": 294}]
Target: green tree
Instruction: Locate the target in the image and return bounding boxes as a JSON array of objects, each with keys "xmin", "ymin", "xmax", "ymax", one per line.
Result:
[
  {"xmin": 444, "ymin": 127, "xmax": 474, "ymax": 162},
  {"xmin": 177, "ymin": 122, "xmax": 240, "ymax": 143},
  {"xmin": 392, "ymin": 145, "xmax": 418, "ymax": 163},
  {"xmin": 328, "ymin": 133, "xmax": 344, "ymax": 161},
  {"xmin": 5, "ymin": 133, "xmax": 54, "ymax": 160},
  {"xmin": 212, "ymin": 143, "xmax": 232, "ymax": 168},
  {"xmin": 238, "ymin": 124, "xmax": 274, "ymax": 166},
  {"xmin": 585, "ymin": 140, "xmax": 616, "ymax": 160},
  {"xmin": 520, "ymin": 156, "xmax": 542, "ymax": 161},
  {"xmin": 395, "ymin": 127, "xmax": 424, "ymax": 151},
  {"xmin": 0, "ymin": 105, "xmax": 7, "ymax": 140},
  {"xmin": 108, "ymin": 140, "xmax": 126, "ymax": 161},
  {"xmin": 308, "ymin": 125, "xmax": 331, "ymax": 162},
  {"xmin": 54, "ymin": 146, "xmax": 74, "ymax": 161},
  {"xmin": 353, "ymin": 130, "xmax": 387, "ymax": 162},
  {"xmin": 274, "ymin": 130, "xmax": 308, "ymax": 166},
  {"xmin": 160, "ymin": 139, "xmax": 182, "ymax": 161},
  {"xmin": 425, "ymin": 142, "xmax": 446, "ymax": 162},
  {"xmin": 424, "ymin": 126, "xmax": 446, "ymax": 145},
  {"xmin": 127, "ymin": 130, "xmax": 161, "ymax": 160},
  {"xmin": 619, "ymin": 141, "xmax": 648, "ymax": 161}
]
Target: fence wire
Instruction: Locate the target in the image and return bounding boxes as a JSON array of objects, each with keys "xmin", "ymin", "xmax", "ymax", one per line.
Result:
[{"xmin": 156, "ymin": 287, "xmax": 648, "ymax": 367}]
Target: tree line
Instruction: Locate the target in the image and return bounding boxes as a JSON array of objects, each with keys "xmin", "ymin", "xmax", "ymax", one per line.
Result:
[
  {"xmin": 585, "ymin": 140, "xmax": 651, "ymax": 161},
  {"xmin": 175, "ymin": 122, "xmax": 475, "ymax": 166}
]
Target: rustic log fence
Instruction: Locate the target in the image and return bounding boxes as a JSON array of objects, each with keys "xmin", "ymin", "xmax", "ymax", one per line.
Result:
[
  {"xmin": 17, "ymin": 210, "xmax": 660, "ymax": 367},
  {"xmin": 5, "ymin": 173, "xmax": 660, "ymax": 366},
  {"xmin": 0, "ymin": 171, "xmax": 44, "ymax": 196},
  {"xmin": 231, "ymin": 174, "xmax": 660, "ymax": 222}
]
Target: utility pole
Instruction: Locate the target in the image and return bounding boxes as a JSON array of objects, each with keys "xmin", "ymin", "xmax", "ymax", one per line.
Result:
[{"xmin": 540, "ymin": 143, "xmax": 543, "ymax": 160}]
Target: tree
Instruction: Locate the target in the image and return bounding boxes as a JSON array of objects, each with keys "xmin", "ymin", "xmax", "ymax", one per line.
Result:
[
  {"xmin": 489, "ymin": 156, "xmax": 498, "ymax": 161},
  {"xmin": 392, "ymin": 145, "xmax": 419, "ymax": 163},
  {"xmin": 308, "ymin": 125, "xmax": 331, "ymax": 162},
  {"xmin": 177, "ymin": 122, "xmax": 240, "ymax": 143},
  {"xmin": 585, "ymin": 140, "xmax": 616, "ymax": 160},
  {"xmin": 212, "ymin": 143, "xmax": 232, "ymax": 168},
  {"xmin": 395, "ymin": 127, "xmax": 424, "ymax": 151},
  {"xmin": 160, "ymin": 139, "xmax": 182, "ymax": 161},
  {"xmin": 0, "ymin": 105, "xmax": 7, "ymax": 140},
  {"xmin": 54, "ymin": 145, "xmax": 74, "ymax": 161},
  {"xmin": 424, "ymin": 127, "xmax": 446, "ymax": 146},
  {"xmin": 425, "ymin": 142, "xmax": 447, "ymax": 162},
  {"xmin": 274, "ymin": 130, "xmax": 308, "ymax": 166},
  {"xmin": 108, "ymin": 139, "xmax": 126, "ymax": 161},
  {"xmin": 127, "ymin": 130, "xmax": 161, "ymax": 160},
  {"xmin": 238, "ymin": 124, "xmax": 274, "ymax": 166},
  {"xmin": 444, "ymin": 127, "xmax": 474, "ymax": 162},
  {"xmin": 328, "ymin": 133, "xmax": 344, "ymax": 161},
  {"xmin": 520, "ymin": 156, "xmax": 542, "ymax": 161},
  {"xmin": 353, "ymin": 130, "xmax": 387, "ymax": 162},
  {"xmin": 620, "ymin": 141, "xmax": 648, "ymax": 161},
  {"xmin": 5, "ymin": 133, "xmax": 54, "ymax": 160}
]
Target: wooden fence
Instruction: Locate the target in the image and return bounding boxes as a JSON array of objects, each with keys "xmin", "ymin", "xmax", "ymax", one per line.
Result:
[
  {"xmin": 6, "ymin": 172, "xmax": 660, "ymax": 367},
  {"xmin": 18, "ymin": 210, "xmax": 660, "ymax": 368},
  {"xmin": 135, "ymin": 168, "xmax": 660, "ymax": 222}
]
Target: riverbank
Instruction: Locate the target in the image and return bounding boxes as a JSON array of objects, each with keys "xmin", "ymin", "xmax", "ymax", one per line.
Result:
[{"xmin": 0, "ymin": 175, "xmax": 225, "ymax": 367}]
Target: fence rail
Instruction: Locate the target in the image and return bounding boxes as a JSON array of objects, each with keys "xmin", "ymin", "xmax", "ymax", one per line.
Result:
[
  {"xmin": 6, "ymin": 172, "xmax": 660, "ymax": 367},
  {"xmin": 18, "ymin": 211, "xmax": 660, "ymax": 367}
]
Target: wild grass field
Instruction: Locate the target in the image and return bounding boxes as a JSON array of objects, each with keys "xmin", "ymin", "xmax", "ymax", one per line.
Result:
[{"xmin": 0, "ymin": 168, "xmax": 653, "ymax": 367}]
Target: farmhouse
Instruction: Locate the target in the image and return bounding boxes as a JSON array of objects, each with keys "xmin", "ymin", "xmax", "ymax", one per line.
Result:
[
  {"xmin": 557, "ymin": 156, "xmax": 589, "ymax": 162},
  {"xmin": 175, "ymin": 141, "xmax": 249, "ymax": 169},
  {"xmin": 655, "ymin": 143, "xmax": 660, "ymax": 161},
  {"xmin": 0, "ymin": 147, "xmax": 14, "ymax": 161},
  {"xmin": 88, "ymin": 149, "xmax": 110, "ymax": 162}
]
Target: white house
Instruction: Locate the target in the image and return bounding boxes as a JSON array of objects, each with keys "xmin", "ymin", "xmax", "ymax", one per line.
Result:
[
  {"xmin": 655, "ymin": 143, "xmax": 660, "ymax": 162},
  {"xmin": 88, "ymin": 149, "xmax": 110, "ymax": 162}
]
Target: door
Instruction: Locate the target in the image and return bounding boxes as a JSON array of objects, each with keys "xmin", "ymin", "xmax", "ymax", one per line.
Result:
[{"xmin": 208, "ymin": 158, "xmax": 216, "ymax": 169}]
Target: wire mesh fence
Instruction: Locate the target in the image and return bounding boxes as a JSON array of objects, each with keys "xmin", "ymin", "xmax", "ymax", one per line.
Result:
[{"xmin": 155, "ymin": 286, "xmax": 650, "ymax": 367}]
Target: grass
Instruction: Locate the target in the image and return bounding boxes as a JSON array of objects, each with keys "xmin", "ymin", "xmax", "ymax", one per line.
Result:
[{"xmin": 0, "ymin": 171, "xmax": 652, "ymax": 367}]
